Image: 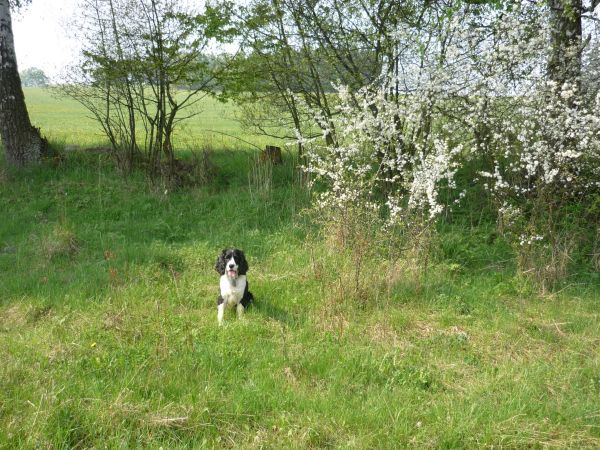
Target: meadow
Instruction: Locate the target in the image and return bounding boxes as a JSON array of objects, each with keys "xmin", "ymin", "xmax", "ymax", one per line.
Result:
[{"xmin": 0, "ymin": 88, "xmax": 599, "ymax": 448}]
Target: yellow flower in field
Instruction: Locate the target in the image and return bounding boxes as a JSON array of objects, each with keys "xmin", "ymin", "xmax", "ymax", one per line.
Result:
[{"xmin": 90, "ymin": 342, "xmax": 97, "ymax": 348}]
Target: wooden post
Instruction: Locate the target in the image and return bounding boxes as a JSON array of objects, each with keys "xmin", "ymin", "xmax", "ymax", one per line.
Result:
[{"xmin": 260, "ymin": 145, "xmax": 283, "ymax": 165}]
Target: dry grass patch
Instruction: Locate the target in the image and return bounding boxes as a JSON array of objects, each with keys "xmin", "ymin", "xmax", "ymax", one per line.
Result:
[
  {"xmin": 313, "ymin": 310, "xmax": 350, "ymax": 337},
  {"xmin": 38, "ymin": 224, "xmax": 80, "ymax": 260},
  {"xmin": 0, "ymin": 305, "xmax": 30, "ymax": 332},
  {"xmin": 366, "ymin": 320, "xmax": 410, "ymax": 350}
]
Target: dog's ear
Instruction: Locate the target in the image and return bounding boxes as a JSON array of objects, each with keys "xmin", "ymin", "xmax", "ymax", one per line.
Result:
[
  {"xmin": 215, "ymin": 249, "xmax": 227, "ymax": 275},
  {"xmin": 237, "ymin": 250, "xmax": 249, "ymax": 275}
]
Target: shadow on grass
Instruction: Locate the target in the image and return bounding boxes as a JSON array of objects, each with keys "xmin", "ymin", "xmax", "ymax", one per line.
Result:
[
  {"xmin": 0, "ymin": 149, "xmax": 310, "ymax": 306},
  {"xmin": 253, "ymin": 296, "xmax": 305, "ymax": 328}
]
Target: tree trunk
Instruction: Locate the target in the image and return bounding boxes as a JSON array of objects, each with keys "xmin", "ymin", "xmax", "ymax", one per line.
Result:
[
  {"xmin": 547, "ymin": 0, "xmax": 583, "ymax": 88},
  {"xmin": 0, "ymin": 0, "xmax": 45, "ymax": 167}
]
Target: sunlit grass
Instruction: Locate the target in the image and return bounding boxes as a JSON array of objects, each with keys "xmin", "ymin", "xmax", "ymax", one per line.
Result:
[{"xmin": 24, "ymin": 87, "xmax": 276, "ymax": 151}]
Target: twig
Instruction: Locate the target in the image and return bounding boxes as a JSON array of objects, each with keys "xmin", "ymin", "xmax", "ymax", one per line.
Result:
[{"xmin": 150, "ymin": 416, "xmax": 189, "ymax": 425}]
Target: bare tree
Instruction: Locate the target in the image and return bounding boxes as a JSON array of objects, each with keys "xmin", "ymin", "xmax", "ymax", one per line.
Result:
[
  {"xmin": 61, "ymin": 0, "xmax": 224, "ymax": 183},
  {"xmin": 0, "ymin": 0, "xmax": 46, "ymax": 167}
]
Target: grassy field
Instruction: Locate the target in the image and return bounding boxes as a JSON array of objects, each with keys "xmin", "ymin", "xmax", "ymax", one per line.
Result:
[
  {"xmin": 0, "ymin": 88, "xmax": 599, "ymax": 448},
  {"xmin": 23, "ymin": 87, "xmax": 270, "ymax": 150}
]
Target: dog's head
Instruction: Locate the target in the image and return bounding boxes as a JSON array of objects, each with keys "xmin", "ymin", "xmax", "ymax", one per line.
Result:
[{"xmin": 215, "ymin": 248, "xmax": 249, "ymax": 279}]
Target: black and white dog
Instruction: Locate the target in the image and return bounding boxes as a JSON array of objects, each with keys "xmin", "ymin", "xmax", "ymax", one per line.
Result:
[{"xmin": 215, "ymin": 248, "xmax": 253, "ymax": 324}]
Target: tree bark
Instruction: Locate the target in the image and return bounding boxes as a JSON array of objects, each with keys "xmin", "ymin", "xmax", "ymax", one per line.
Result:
[
  {"xmin": 0, "ymin": 0, "xmax": 45, "ymax": 167},
  {"xmin": 547, "ymin": 0, "xmax": 583, "ymax": 88}
]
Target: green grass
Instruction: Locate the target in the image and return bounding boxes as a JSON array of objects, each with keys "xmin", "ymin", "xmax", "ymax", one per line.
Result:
[{"xmin": 0, "ymin": 88, "xmax": 599, "ymax": 448}]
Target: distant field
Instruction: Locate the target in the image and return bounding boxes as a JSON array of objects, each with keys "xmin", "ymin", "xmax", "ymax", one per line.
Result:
[
  {"xmin": 24, "ymin": 87, "xmax": 268, "ymax": 150},
  {"xmin": 0, "ymin": 89, "xmax": 598, "ymax": 448}
]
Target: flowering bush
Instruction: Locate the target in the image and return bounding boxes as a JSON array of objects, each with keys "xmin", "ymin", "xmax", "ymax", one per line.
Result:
[
  {"xmin": 301, "ymin": 81, "xmax": 462, "ymax": 235},
  {"xmin": 296, "ymin": 1, "xmax": 600, "ymax": 291},
  {"xmin": 297, "ymin": 76, "xmax": 466, "ymax": 301},
  {"xmin": 298, "ymin": 2, "xmax": 545, "ymax": 239},
  {"xmin": 475, "ymin": 81, "xmax": 600, "ymax": 288},
  {"xmin": 479, "ymin": 83, "xmax": 600, "ymax": 200}
]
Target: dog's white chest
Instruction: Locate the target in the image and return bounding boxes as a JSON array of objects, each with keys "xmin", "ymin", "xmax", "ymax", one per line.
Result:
[{"xmin": 220, "ymin": 275, "xmax": 246, "ymax": 306}]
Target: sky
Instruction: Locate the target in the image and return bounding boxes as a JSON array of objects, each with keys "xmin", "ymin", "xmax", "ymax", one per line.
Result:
[
  {"xmin": 12, "ymin": 0, "xmax": 82, "ymax": 82},
  {"xmin": 12, "ymin": 0, "xmax": 211, "ymax": 82}
]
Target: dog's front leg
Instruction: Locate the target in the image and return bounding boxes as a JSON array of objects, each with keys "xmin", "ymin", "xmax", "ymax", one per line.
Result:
[
  {"xmin": 236, "ymin": 303, "xmax": 244, "ymax": 319},
  {"xmin": 218, "ymin": 304, "xmax": 226, "ymax": 324},
  {"xmin": 217, "ymin": 296, "xmax": 225, "ymax": 325}
]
